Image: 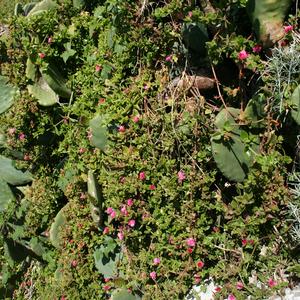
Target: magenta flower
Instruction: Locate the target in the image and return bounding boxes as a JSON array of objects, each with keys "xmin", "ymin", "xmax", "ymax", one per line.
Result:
[
  {"xmin": 236, "ymin": 281, "xmax": 244, "ymax": 290},
  {"xmin": 103, "ymin": 227, "xmax": 109, "ymax": 234},
  {"xmin": 117, "ymin": 232, "xmax": 124, "ymax": 240},
  {"xmin": 23, "ymin": 154, "xmax": 30, "ymax": 161},
  {"xmin": 38, "ymin": 53, "xmax": 45, "ymax": 59},
  {"xmin": 110, "ymin": 210, "xmax": 116, "ymax": 218},
  {"xmin": 149, "ymin": 184, "xmax": 156, "ymax": 190},
  {"xmin": 128, "ymin": 219, "xmax": 136, "ymax": 227},
  {"xmin": 95, "ymin": 64, "xmax": 102, "ymax": 72},
  {"xmin": 194, "ymin": 274, "xmax": 201, "ymax": 284},
  {"xmin": 120, "ymin": 205, "xmax": 128, "ymax": 216},
  {"xmin": 127, "ymin": 198, "xmax": 133, "ymax": 206},
  {"xmin": 71, "ymin": 260, "xmax": 77, "ymax": 267},
  {"xmin": 228, "ymin": 294, "xmax": 236, "ymax": 300},
  {"xmin": 197, "ymin": 261, "xmax": 204, "ymax": 268},
  {"xmin": 178, "ymin": 170, "xmax": 186, "ymax": 183},
  {"xmin": 186, "ymin": 238, "xmax": 196, "ymax": 247},
  {"xmin": 132, "ymin": 115, "xmax": 140, "ymax": 123},
  {"xmin": 103, "ymin": 285, "xmax": 110, "ymax": 291},
  {"xmin": 242, "ymin": 239, "xmax": 247, "ymax": 246},
  {"xmin": 18, "ymin": 133, "xmax": 26, "ymax": 141},
  {"xmin": 150, "ymin": 271, "xmax": 157, "ymax": 280},
  {"xmin": 268, "ymin": 278, "xmax": 276, "ymax": 288},
  {"xmin": 165, "ymin": 55, "xmax": 172, "ymax": 62},
  {"xmin": 284, "ymin": 25, "xmax": 293, "ymax": 33},
  {"xmin": 118, "ymin": 125, "xmax": 126, "ymax": 133},
  {"xmin": 153, "ymin": 257, "xmax": 161, "ymax": 265},
  {"xmin": 106, "ymin": 207, "xmax": 114, "ymax": 214},
  {"xmin": 48, "ymin": 37, "xmax": 53, "ymax": 44},
  {"xmin": 238, "ymin": 50, "xmax": 248, "ymax": 60},
  {"xmin": 252, "ymin": 44, "xmax": 262, "ymax": 53},
  {"xmin": 139, "ymin": 172, "xmax": 146, "ymax": 180},
  {"xmin": 188, "ymin": 11, "xmax": 193, "ymax": 18}
]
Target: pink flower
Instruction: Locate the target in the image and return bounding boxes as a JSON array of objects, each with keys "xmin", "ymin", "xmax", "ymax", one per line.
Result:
[
  {"xmin": 120, "ymin": 176, "xmax": 126, "ymax": 183},
  {"xmin": 103, "ymin": 285, "xmax": 110, "ymax": 291},
  {"xmin": 268, "ymin": 278, "xmax": 277, "ymax": 288},
  {"xmin": 284, "ymin": 25, "xmax": 293, "ymax": 33},
  {"xmin": 178, "ymin": 170, "xmax": 186, "ymax": 183},
  {"xmin": 187, "ymin": 248, "xmax": 193, "ymax": 254},
  {"xmin": 127, "ymin": 198, "xmax": 133, "ymax": 206},
  {"xmin": 106, "ymin": 207, "xmax": 114, "ymax": 214},
  {"xmin": 98, "ymin": 98, "xmax": 105, "ymax": 105},
  {"xmin": 132, "ymin": 115, "xmax": 140, "ymax": 123},
  {"xmin": 104, "ymin": 278, "xmax": 110, "ymax": 283},
  {"xmin": 238, "ymin": 50, "xmax": 248, "ymax": 60},
  {"xmin": 252, "ymin": 44, "xmax": 262, "ymax": 53},
  {"xmin": 194, "ymin": 274, "xmax": 201, "ymax": 284},
  {"xmin": 144, "ymin": 85, "xmax": 149, "ymax": 90},
  {"xmin": 128, "ymin": 219, "xmax": 136, "ymax": 227},
  {"xmin": 117, "ymin": 232, "xmax": 124, "ymax": 240},
  {"xmin": 80, "ymin": 192, "xmax": 86, "ymax": 200},
  {"xmin": 236, "ymin": 281, "xmax": 244, "ymax": 290},
  {"xmin": 153, "ymin": 257, "xmax": 161, "ymax": 265},
  {"xmin": 188, "ymin": 11, "xmax": 193, "ymax": 18},
  {"xmin": 242, "ymin": 239, "xmax": 247, "ymax": 246},
  {"xmin": 48, "ymin": 37, "xmax": 53, "ymax": 44},
  {"xmin": 139, "ymin": 172, "xmax": 146, "ymax": 180},
  {"xmin": 8, "ymin": 128, "xmax": 16, "ymax": 135},
  {"xmin": 228, "ymin": 294, "xmax": 236, "ymax": 300},
  {"xmin": 103, "ymin": 227, "xmax": 109, "ymax": 234},
  {"xmin": 79, "ymin": 147, "xmax": 86, "ymax": 154},
  {"xmin": 71, "ymin": 260, "xmax": 77, "ymax": 267},
  {"xmin": 118, "ymin": 125, "xmax": 126, "ymax": 133},
  {"xmin": 18, "ymin": 133, "xmax": 26, "ymax": 141},
  {"xmin": 214, "ymin": 287, "xmax": 222, "ymax": 293},
  {"xmin": 165, "ymin": 55, "xmax": 172, "ymax": 62},
  {"xmin": 150, "ymin": 271, "xmax": 156, "ymax": 280},
  {"xmin": 110, "ymin": 210, "xmax": 116, "ymax": 218},
  {"xmin": 95, "ymin": 64, "xmax": 102, "ymax": 72},
  {"xmin": 197, "ymin": 261, "xmax": 204, "ymax": 268},
  {"xmin": 38, "ymin": 53, "xmax": 45, "ymax": 59},
  {"xmin": 61, "ymin": 296, "xmax": 66, "ymax": 300},
  {"xmin": 23, "ymin": 154, "xmax": 30, "ymax": 161},
  {"xmin": 149, "ymin": 184, "xmax": 156, "ymax": 190},
  {"xmin": 120, "ymin": 205, "xmax": 128, "ymax": 216},
  {"xmin": 186, "ymin": 238, "xmax": 196, "ymax": 247}
]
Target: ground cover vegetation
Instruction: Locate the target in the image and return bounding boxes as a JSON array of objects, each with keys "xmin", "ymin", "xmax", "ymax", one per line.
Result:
[{"xmin": 0, "ymin": 0, "xmax": 299, "ymax": 299}]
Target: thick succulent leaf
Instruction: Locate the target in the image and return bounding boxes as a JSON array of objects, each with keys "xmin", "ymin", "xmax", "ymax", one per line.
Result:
[
  {"xmin": 291, "ymin": 85, "xmax": 300, "ymax": 125},
  {"xmin": 89, "ymin": 115, "xmax": 108, "ymax": 151},
  {"xmin": 112, "ymin": 289, "xmax": 141, "ymax": 300},
  {"xmin": 0, "ymin": 155, "xmax": 33, "ymax": 185},
  {"xmin": 14, "ymin": 3, "xmax": 24, "ymax": 15},
  {"xmin": 27, "ymin": 0, "xmax": 57, "ymax": 17},
  {"xmin": 28, "ymin": 77, "xmax": 59, "ymax": 106},
  {"xmin": 41, "ymin": 63, "xmax": 71, "ymax": 99},
  {"xmin": 0, "ymin": 76, "xmax": 18, "ymax": 114},
  {"xmin": 23, "ymin": 3, "xmax": 37, "ymax": 15},
  {"xmin": 182, "ymin": 22, "xmax": 208, "ymax": 56},
  {"xmin": 0, "ymin": 131, "xmax": 6, "ymax": 147},
  {"xmin": 26, "ymin": 58, "xmax": 37, "ymax": 81},
  {"xmin": 88, "ymin": 170, "xmax": 103, "ymax": 226},
  {"xmin": 94, "ymin": 237, "xmax": 122, "ymax": 279},
  {"xmin": 49, "ymin": 206, "xmax": 67, "ymax": 248},
  {"xmin": 73, "ymin": 0, "xmax": 86, "ymax": 9},
  {"xmin": 215, "ymin": 107, "xmax": 240, "ymax": 130},
  {"xmin": 0, "ymin": 179, "xmax": 15, "ymax": 212}
]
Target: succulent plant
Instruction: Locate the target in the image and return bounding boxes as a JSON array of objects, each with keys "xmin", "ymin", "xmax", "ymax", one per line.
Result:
[
  {"xmin": 211, "ymin": 108, "xmax": 259, "ymax": 182},
  {"xmin": 291, "ymin": 84, "xmax": 300, "ymax": 125},
  {"xmin": 89, "ymin": 115, "xmax": 108, "ymax": 151},
  {"xmin": 27, "ymin": 0, "xmax": 57, "ymax": 17},
  {"xmin": 94, "ymin": 236, "xmax": 123, "ymax": 279},
  {"xmin": 73, "ymin": 0, "xmax": 86, "ymax": 9},
  {"xmin": 0, "ymin": 179, "xmax": 15, "ymax": 212},
  {"xmin": 247, "ymin": 0, "xmax": 292, "ymax": 47},
  {"xmin": 87, "ymin": 170, "xmax": 103, "ymax": 226},
  {"xmin": 49, "ymin": 206, "xmax": 67, "ymax": 249},
  {"xmin": 111, "ymin": 289, "xmax": 141, "ymax": 300},
  {"xmin": 0, "ymin": 76, "xmax": 18, "ymax": 114}
]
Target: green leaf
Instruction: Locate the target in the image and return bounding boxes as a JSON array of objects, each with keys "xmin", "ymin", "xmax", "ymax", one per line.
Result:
[
  {"xmin": 61, "ymin": 43, "xmax": 76, "ymax": 63},
  {"xmin": 0, "ymin": 179, "xmax": 15, "ymax": 212},
  {"xmin": 112, "ymin": 289, "xmax": 141, "ymax": 300},
  {"xmin": 0, "ymin": 76, "xmax": 18, "ymax": 114},
  {"xmin": 49, "ymin": 206, "xmax": 67, "ymax": 249},
  {"xmin": 0, "ymin": 155, "xmax": 33, "ymax": 185},
  {"xmin": 89, "ymin": 115, "xmax": 108, "ymax": 151},
  {"xmin": 27, "ymin": 0, "xmax": 57, "ymax": 17},
  {"xmin": 291, "ymin": 85, "xmax": 300, "ymax": 125},
  {"xmin": 28, "ymin": 77, "xmax": 59, "ymax": 106}
]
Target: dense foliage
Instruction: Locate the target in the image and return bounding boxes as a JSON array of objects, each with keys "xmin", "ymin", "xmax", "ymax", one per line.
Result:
[{"xmin": 0, "ymin": 0, "xmax": 299, "ymax": 299}]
